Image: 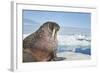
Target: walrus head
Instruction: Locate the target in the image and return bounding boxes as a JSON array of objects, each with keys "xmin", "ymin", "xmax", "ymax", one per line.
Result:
[{"xmin": 37, "ymin": 21, "xmax": 60, "ymax": 40}]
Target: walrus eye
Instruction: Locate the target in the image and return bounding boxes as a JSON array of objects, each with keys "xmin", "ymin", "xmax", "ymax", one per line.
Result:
[{"xmin": 48, "ymin": 23, "xmax": 53, "ymax": 31}]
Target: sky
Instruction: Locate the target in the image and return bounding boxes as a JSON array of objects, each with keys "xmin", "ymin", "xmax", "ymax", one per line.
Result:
[{"xmin": 23, "ymin": 10, "xmax": 91, "ymax": 35}]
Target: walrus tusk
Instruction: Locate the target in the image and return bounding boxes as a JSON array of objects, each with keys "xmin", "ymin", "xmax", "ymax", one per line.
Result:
[{"xmin": 52, "ymin": 28, "xmax": 55, "ymax": 37}]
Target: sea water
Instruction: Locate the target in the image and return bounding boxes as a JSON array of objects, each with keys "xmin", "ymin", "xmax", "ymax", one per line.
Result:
[{"xmin": 57, "ymin": 45, "xmax": 91, "ymax": 55}]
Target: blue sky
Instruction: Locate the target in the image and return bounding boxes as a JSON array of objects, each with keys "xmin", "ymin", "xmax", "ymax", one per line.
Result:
[{"xmin": 23, "ymin": 10, "xmax": 91, "ymax": 35}]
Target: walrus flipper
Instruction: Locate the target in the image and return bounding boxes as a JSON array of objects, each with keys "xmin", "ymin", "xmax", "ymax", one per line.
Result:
[{"xmin": 53, "ymin": 57, "xmax": 66, "ymax": 61}]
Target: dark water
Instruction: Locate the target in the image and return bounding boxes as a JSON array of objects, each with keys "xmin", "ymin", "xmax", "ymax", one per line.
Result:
[
  {"xmin": 75, "ymin": 48, "xmax": 91, "ymax": 55},
  {"xmin": 57, "ymin": 45, "xmax": 91, "ymax": 55}
]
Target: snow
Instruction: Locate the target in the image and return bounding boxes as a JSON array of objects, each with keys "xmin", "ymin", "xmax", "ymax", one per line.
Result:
[
  {"xmin": 57, "ymin": 52, "xmax": 90, "ymax": 60},
  {"xmin": 58, "ymin": 35, "xmax": 91, "ymax": 46},
  {"xmin": 23, "ymin": 34, "xmax": 30, "ymax": 39}
]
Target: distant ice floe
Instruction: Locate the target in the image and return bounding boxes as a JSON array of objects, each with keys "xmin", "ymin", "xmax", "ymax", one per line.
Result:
[{"xmin": 58, "ymin": 34, "xmax": 91, "ymax": 46}]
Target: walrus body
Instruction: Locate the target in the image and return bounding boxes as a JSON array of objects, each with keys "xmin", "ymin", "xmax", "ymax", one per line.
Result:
[{"xmin": 23, "ymin": 21, "xmax": 65, "ymax": 62}]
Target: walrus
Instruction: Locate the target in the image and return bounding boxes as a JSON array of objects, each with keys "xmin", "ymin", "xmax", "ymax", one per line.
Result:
[{"xmin": 23, "ymin": 21, "xmax": 65, "ymax": 62}]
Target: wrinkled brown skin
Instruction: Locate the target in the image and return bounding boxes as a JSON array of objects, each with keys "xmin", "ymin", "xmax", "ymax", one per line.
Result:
[{"xmin": 23, "ymin": 21, "xmax": 65, "ymax": 62}]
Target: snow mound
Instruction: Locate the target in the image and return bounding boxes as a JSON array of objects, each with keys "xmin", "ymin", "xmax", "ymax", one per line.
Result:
[
  {"xmin": 57, "ymin": 52, "xmax": 90, "ymax": 60},
  {"xmin": 23, "ymin": 34, "xmax": 30, "ymax": 39}
]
